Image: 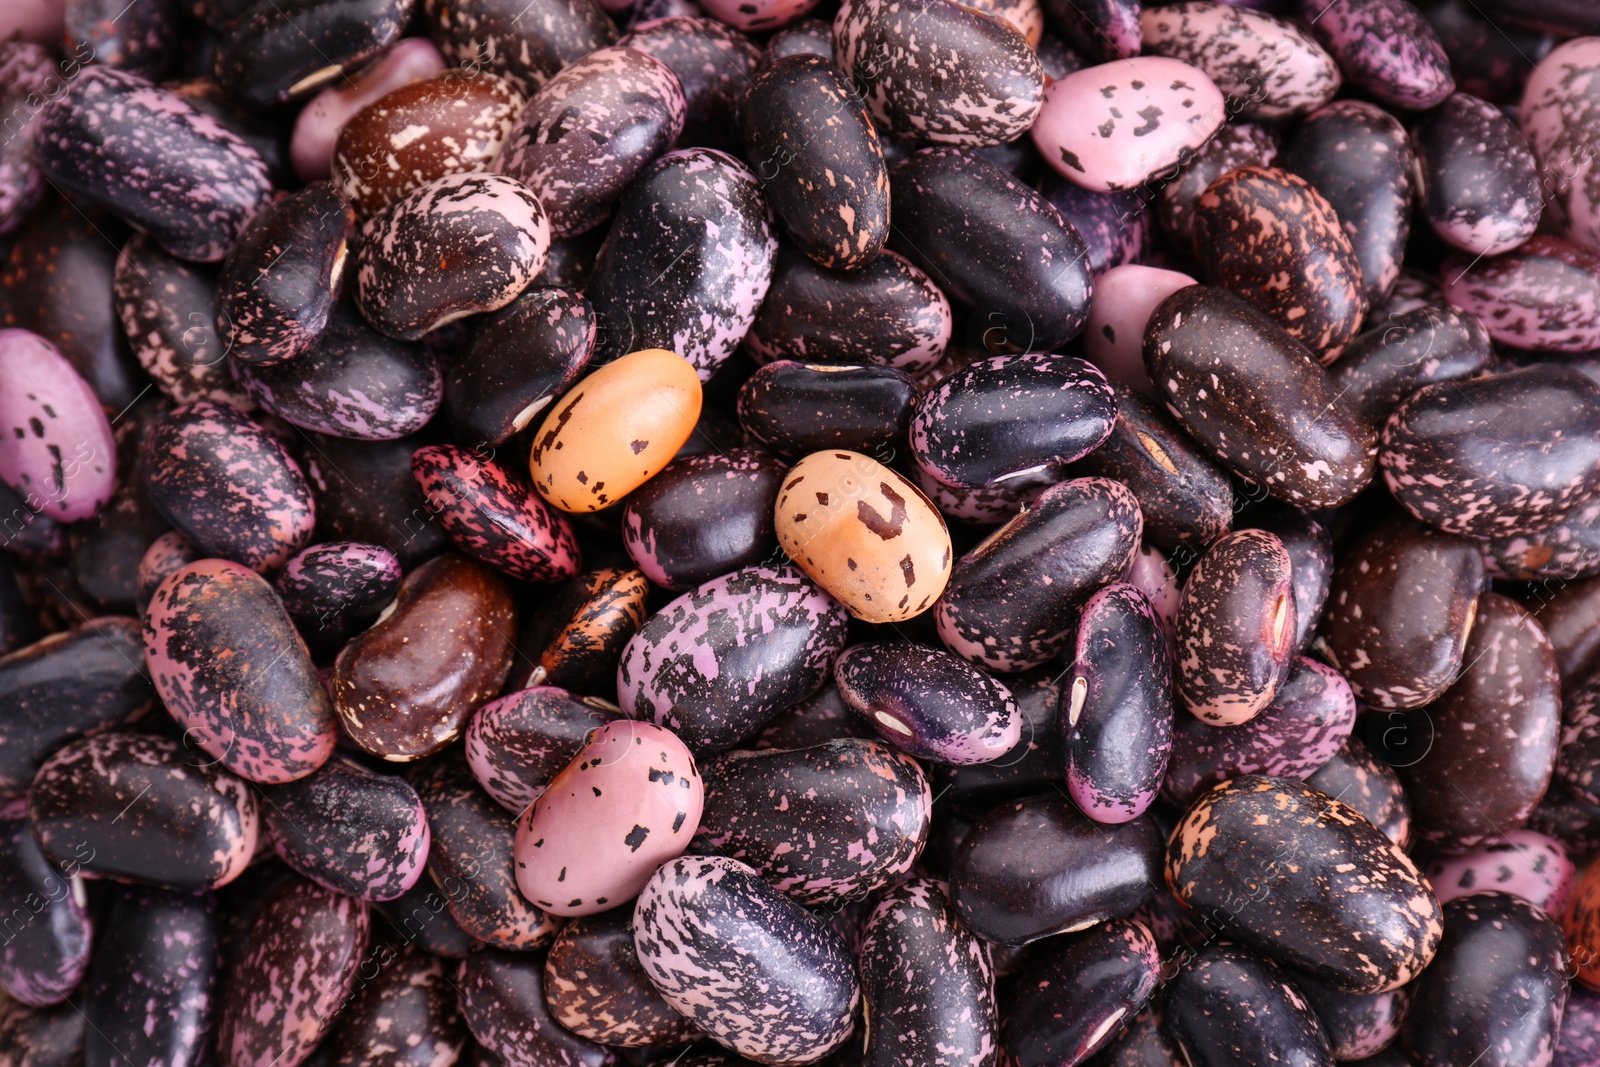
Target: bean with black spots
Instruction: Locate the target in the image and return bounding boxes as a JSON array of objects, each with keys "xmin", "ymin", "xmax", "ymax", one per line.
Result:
[{"xmin": 465, "ymin": 686, "xmax": 621, "ymax": 813}]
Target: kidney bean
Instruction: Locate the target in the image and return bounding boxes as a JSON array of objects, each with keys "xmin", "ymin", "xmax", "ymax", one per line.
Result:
[
  {"xmin": 1001, "ymin": 918, "xmax": 1160, "ymax": 1066},
  {"xmin": 518, "ymin": 567, "xmax": 650, "ymax": 692},
  {"xmin": 1163, "ymin": 944, "xmax": 1334, "ymax": 1067},
  {"xmin": 618, "ymin": 17, "xmax": 760, "ymax": 151},
  {"xmin": 1299, "ymin": 0, "xmax": 1456, "ymax": 110},
  {"xmin": 459, "ymin": 948, "xmax": 617, "ymax": 1067},
  {"xmin": 542, "ymin": 908, "xmax": 702, "ymax": 1047},
  {"xmin": 0, "ymin": 802, "xmax": 90, "ymax": 1007},
  {"xmin": 290, "ymin": 37, "xmax": 447, "ymax": 182},
  {"xmin": 1140, "ymin": 3, "xmax": 1340, "ymax": 120}
]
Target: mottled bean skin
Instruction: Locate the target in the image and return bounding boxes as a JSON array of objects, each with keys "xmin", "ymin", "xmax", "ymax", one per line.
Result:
[
  {"xmin": 1191, "ymin": 166, "xmax": 1368, "ymax": 361},
  {"xmin": 1284, "ymin": 100, "xmax": 1414, "ymax": 304},
  {"xmin": 1329, "ymin": 303, "xmax": 1494, "ymax": 433},
  {"xmin": 216, "ymin": 878, "xmax": 370, "ymax": 1067},
  {"xmin": 950, "ymin": 794, "xmax": 1162, "ymax": 946},
  {"xmin": 1162, "ymin": 656, "xmax": 1356, "ymax": 809},
  {"xmin": 417, "ymin": 758, "xmax": 558, "ymax": 951},
  {"xmin": 1307, "ymin": 736, "xmax": 1411, "ymax": 849},
  {"xmin": 1292, "ymin": 970, "xmax": 1409, "ymax": 1062},
  {"xmin": 617, "ymin": 565, "xmax": 850, "ymax": 753},
  {"xmin": 858, "ymin": 877, "xmax": 999, "ymax": 1067},
  {"xmin": 497, "ymin": 46, "xmax": 686, "ymax": 239},
  {"xmin": 543, "ymin": 908, "xmax": 702, "ymax": 1047},
  {"xmin": 621, "ymin": 449, "xmax": 786, "ymax": 591},
  {"xmin": 1158, "ymin": 122, "xmax": 1280, "ymax": 250},
  {"xmin": 465, "ymin": 686, "xmax": 620, "ymax": 813},
  {"xmin": 1414, "ymin": 92, "xmax": 1542, "ymax": 256},
  {"xmin": 695, "ymin": 739, "xmax": 932, "ymax": 905},
  {"xmin": 743, "ymin": 54, "xmax": 888, "ymax": 270},
  {"xmin": 1173, "ymin": 529, "xmax": 1297, "ymax": 726},
  {"xmin": 35, "ymin": 67, "xmax": 273, "ymax": 262},
  {"xmin": 1424, "ymin": 830, "xmax": 1575, "ymax": 914},
  {"xmin": 936, "ymin": 477, "xmax": 1141, "ymax": 672},
  {"xmin": 836, "ymin": 642, "xmax": 1021, "ymax": 764},
  {"xmin": 744, "ymin": 245, "xmax": 952, "ymax": 375},
  {"xmin": 888, "ymin": 148, "xmax": 1092, "ymax": 354},
  {"xmin": 585, "ymin": 149, "xmax": 776, "ymax": 380},
  {"xmin": 420, "ymin": 0, "xmax": 619, "ymax": 98},
  {"xmin": 911, "ymin": 354, "xmax": 1115, "ymax": 490},
  {"xmin": 303, "ymin": 431, "xmax": 451, "ymax": 570},
  {"xmin": 1167, "ymin": 776, "xmax": 1442, "ymax": 995},
  {"xmin": 1163, "ymin": 943, "xmax": 1334, "ymax": 1067},
  {"xmin": 1140, "ymin": 3, "xmax": 1340, "ymax": 119},
  {"xmin": 356, "ymin": 172, "xmax": 551, "ymax": 341},
  {"xmin": 0, "ymin": 617, "xmax": 154, "ymax": 795},
  {"xmin": 617, "ymin": 17, "xmax": 761, "ymax": 151},
  {"xmin": 1404, "ymin": 894, "xmax": 1569, "ymax": 1067},
  {"xmin": 328, "ymin": 942, "xmax": 468, "ymax": 1067},
  {"xmin": 0, "ymin": 806, "xmax": 89, "ymax": 1008},
  {"xmin": 1381, "ymin": 364, "xmax": 1600, "ymax": 538},
  {"xmin": 0, "ymin": 996, "xmax": 85, "ymax": 1067},
  {"xmin": 459, "ymin": 949, "xmax": 617, "ymax": 1067},
  {"xmin": 1440, "ymin": 237, "xmax": 1600, "ymax": 352},
  {"xmin": 1315, "ymin": 517, "xmax": 1485, "ymax": 710},
  {"xmin": 144, "ymin": 559, "xmax": 337, "ymax": 785},
  {"xmin": 1145, "ymin": 285, "xmax": 1377, "ymax": 510},
  {"xmin": 1301, "ymin": 0, "xmax": 1455, "ymax": 110},
  {"xmin": 237, "ymin": 304, "xmax": 442, "ymax": 441},
  {"xmin": 412, "ymin": 443, "xmax": 581, "ymax": 584},
  {"xmin": 444, "ymin": 287, "xmax": 595, "ymax": 449},
  {"xmin": 523, "ymin": 568, "xmax": 651, "ymax": 692},
  {"xmin": 1065, "ymin": 583, "xmax": 1173, "ymax": 825},
  {"xmin": 833, "ymin": 0, "xmax": 1043, "ymax": 147},
  {"xmin": 142, "ymin": 400, "xmax": 316, "ymax": 573},
  {"xmin": 214, "ymin": 0, "xmax": 410, "ymax": 109},
  {"xmin": 81, "ymin": 886, "xmax": 217, "ymax": 1067},
  {"xmin": 0, "ymin": 328, "xmax": 117, "ymax": 524},
  {"xmin": 273, "ymin": 540, "xmax": 401, "ymax": 649},
  {"xmin": 29, "ymin": 732, "xmax": 259, "ymax": 890},
  {"xmin": 1002, "ymin": 918, "xmax": 1160, "ymax": 1066},
  {"xmin": 737, "ymin": 363, "xmax": 916, "ymax": 461},
  {"xmin": 261, "ymin": 757, "xmax": 429, "ymax": 901},
  {"xmin": 633, "ymin": 855, "xmax": 860, "ymax": 1065},
  {"xmin": 216, "ymin": 182, "xmax": 353, "ymax": 368}
]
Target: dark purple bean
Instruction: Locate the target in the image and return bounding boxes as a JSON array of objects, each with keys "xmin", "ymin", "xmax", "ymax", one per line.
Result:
[
  {"xmin": 238, "ymin": 303, "xmax": 442, "ymax": 440},
  {"xmin": 497, "ymin": 46, "xmax": 685, "ymax": 239},
  {"xmin": 371, "ymin": 877, "xmax": 477, "ymax": 960},
  {"xmin": 619, "ymin": 449, "xmax": 783, "ymax": 591},
  {"xmin": 632, "ymin": 855, "xmax": 858, "ymax": 1064},
  {"xmin": 273, "ymin": 540, "xmax": 400, "ymax": 647},
  {"xmin": 737, "ymin": 363, "xmax": 916, "ymax": 461},
  {"xmin": 1414, "ymin": 92, "xmax": 1541, "ymax": 256},
  {"xmin": 934, "ymin": 669, "xmax": 1064, "ymax": 813},
  {"xmin": 1158, "ymin": 121, "xmax": 1280, "ymax": 250},
  {"xmin": 542, "ymin": 909, "xmax": 702, "ymax": 1047},
  {"xmin": 216, "ymin": 183, "xmax": 354, "ymax": 368},
  {"xmin": 81, "ymin": 886, "xmax": 217, "ymax": 1067},
  {"xmin": 936, "ymin": 477, "xmax": 1141, "ymax": 672},
  {"xmin": 0, "ymin": 617, "xmax": 154, "ymax": 795},
  {"xmin": 261, "ymin": 756, "xmax": 429, "ymax": 901},
  {"xmin": 586, "ymin": 149, "xmax": 776, "ymax": 380},
  {"xmin": 1299, "ymin": 0, "xmax": 1455, "ymax": 109},
  {"xmin": 516, "ymin": 568, "xmax": 650, "ymax": 693},
  {"xmin": 0, "ymin": 805, "xmax": 90, "ymax": 1007},
  {"xmin": 1191, "ymin": 166, "xmax": 1368, "ymax": 362},
  {"xmin": 1284, "ymin": 101, "xmax": 1414, "ymax": 305},
  {"xmin": 950, "ymin": 794, "xmax": 1162, "ymax": 947},
  {"xmin": 143, "ymin": 558, "xmax": 337, "ymax": 784},
  {"xmin": 1038, "ymin": 175, "xmax": 1149, "ymax": 275},
  {"xmin": 29, "ymin": 731, "xmax": 258, "ymax": 890},
  {"xmin": 742, "ymin": 54, "xmax": 888, "ymax": 271},
  {"xmin": 1162, "ymin": 656, "xmax": 1356, "ymax": 809},
  {"xmin": 1421, "ymin": 0, "xmax": 1552, "ymax": 103},
  {"xmin": 1379, "ymin": 364, "xmax": 1600, "ymax": 537},
  {"xmin": 1163, "ymin": 944, "xmax": 1334, "ymax": 1067},
  {"xmin": 1329, "ymin": 303, "xmax": 1494, "ymax": 432},
  {"xmin": 1292, "ymin": 970, "xmax": 1409, "ymax": 1062},
  {"xmin": 1173, "ymin": 529, "xmax": 1296, "ymax": 726},
  {"xmin": 836, "ymin": 641, "xmax": 1021, "ymax": 765},
  {"xmin": 1247, "ymin": 506, "xmax": 1332, "ymax": 656},
  {"xmin": 858, "ymin": 876, "xmax": 998, "ymax": 1067},
  {"xmin": 1145, "ymin": 285, "xmax": 1377, "ymax": 510},
  {"xmin": 142, "ymin": 400, "xmax": 316, "ymax": 573},
  {"xmin": 1073, "ymin": 382, "xmax": 1233, "ymax": 551},
  {"xmin": 444, "ymin": 287, "xmax": 595, "ymax": 450},
  {"xmin": 617, "ymin": 17, "xmax": 761, "ymax": 152},
  {"xmin": 1482, "ymin": 498, "xmax": 1600, "ymax": 582},
  {"xmin": 303, "ymin": 430, "xmax": 452, "ymax": 569},
  {"xmin": 1305, "ymin": 736, "xmax": 1411, "ymax": 849},
  {"xmin": 216, "ymin": 876, "xmax": 371, "ymax": 1067},
  {"xmin": 1401, "ymin": 894, "xmax": 1569, "ymax": 1067},
  {"xmin": 744, "ymin": 244, "xmax": 952, "ymax": 375},
  {"xmin": 1315, "ymin": 517, "xmax": 1484, "ymax": 710},
  {"xmin": 214, "ymin": 0, "xmax": 412, "ymax": 109},
  {"xmin": 420, "ymin": 0, "xmax": 619, "ymax": 97},
  {"xmin": 617, "ymin": 565, "xmax": 849, "ymax": 753},
  {"xmin": 0, "ymin": 997, "xmax": 85, "ymax": 1067},
  {"xmin": 112, "ymin": 234, "xmax": 247, "ymax": 408},
  {"xmin": 889, "ymin": 148, "xmax": 1091, "ymax": 354},
  {"xmin": 416, "ymin": 757, "xmax": 558, "ymax": 950},
  {"xmin": 36, "ymin": 68, "xmax": 272, "ymax": 263},
  {"xmin": 1065, "ymin": 582, "xmax": 1173, "ymax": 825},
  {"xmin": 329, "ymin": 942, "xmax": 468, "ymax": 1067},
  {"xmin": 464, "ymin": 686, "xmax": 621, "ymax": 812},
  {"xmin": 694, "ymin": 739, "xmax": 931, "ymax": 905},
  {"xmin": 1001, "ymin": 919, "xmax": 1160, "ymax": 1066}
]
